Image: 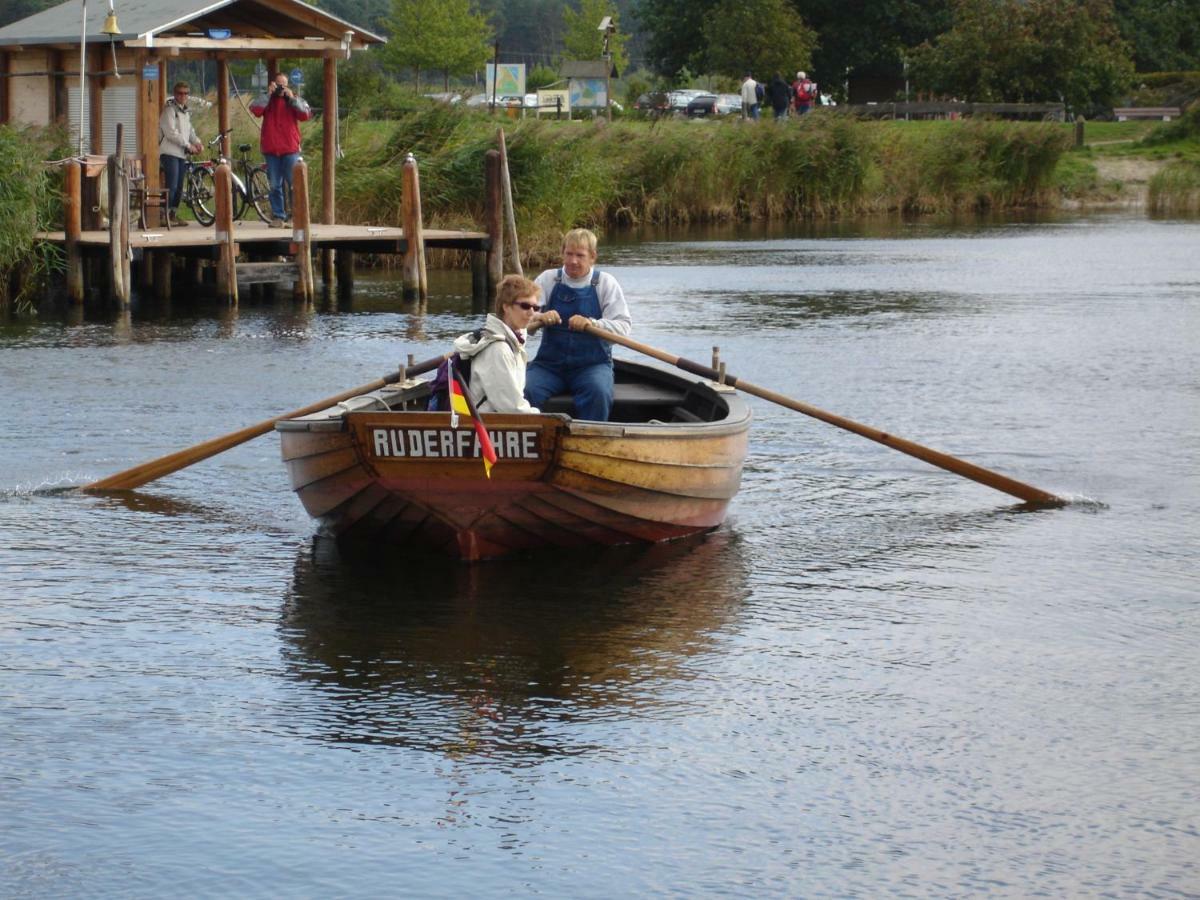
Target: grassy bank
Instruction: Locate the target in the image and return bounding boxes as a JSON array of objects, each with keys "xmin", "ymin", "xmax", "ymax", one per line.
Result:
[
  {"xmin": 0, "ymin": 125, "xmax": 66, "ymax": 312},
  {"xmin": 314, "ymin": 109, "xmax": 1070, "ymax": 265}
]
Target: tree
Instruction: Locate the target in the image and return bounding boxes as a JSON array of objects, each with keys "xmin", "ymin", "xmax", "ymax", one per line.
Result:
[
  {"xmin": 563, "ymin": 0, "xmax": 629, "ymax": 75},
  {"xmin": 908, "ymin": 0, "xmax": 1133, "ymax": 111},
  {"xmin": 1112, "ymin": 0, "xmax": 1200, "ymax": 72},
  {"xmin": 313, "ymin": 0, "xmax": 391, "ymax": 34},
  {"xmin": 801, "ymin": 0, "xmax": 951, "ymax": 84},
  {"xmin": 634, "ymin": 0, "xmax": 719, "ymax": 78},
  {"xmin": 0, "ymin": 0, "xmax": 58, "ymax": 28},
  {"xmin": 702, "ymin": 0, "xmax": 816, "ymax": 80},
  {"xmin": 381, "ymin": 0, "xmax": 493, "ymax": 91}
]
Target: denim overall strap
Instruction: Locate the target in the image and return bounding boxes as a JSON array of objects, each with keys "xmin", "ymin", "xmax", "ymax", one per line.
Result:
[{"xmin": 534, "ymin": 269, "xmax": 611, "ymax": 369}]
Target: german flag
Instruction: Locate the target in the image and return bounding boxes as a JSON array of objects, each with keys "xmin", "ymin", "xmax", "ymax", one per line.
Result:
[{"xmin": 449, "ymin": 364, "xmax": 497, "ymax": 478}]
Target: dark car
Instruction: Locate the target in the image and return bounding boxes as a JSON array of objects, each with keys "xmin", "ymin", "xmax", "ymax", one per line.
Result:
[
  {"xmin": 685, "ymin": 93, "xmax": 719, "ymax": 117},
  {"xmin": 635, "ymin": 91, "xmax": 671, "ymax": 114}
]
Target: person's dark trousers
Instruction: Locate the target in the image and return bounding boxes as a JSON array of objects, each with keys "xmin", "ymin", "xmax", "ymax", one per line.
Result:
[
  {"xmin": 159, "ymin": 154, "xmax": 185, "ymax": 211},
  {"xmin": 265, "ymin": 152, "xmax": 300, "ymax": 220}
]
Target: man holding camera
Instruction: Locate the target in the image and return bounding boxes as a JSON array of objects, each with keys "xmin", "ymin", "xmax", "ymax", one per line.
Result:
[{"xmin": 250, "ymin": 72, "xmax": 312, "ymax": 228}]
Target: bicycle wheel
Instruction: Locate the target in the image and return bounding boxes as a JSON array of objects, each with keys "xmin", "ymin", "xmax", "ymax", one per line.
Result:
[
  {"xmin": 187, "ymin": 168, "xmax": 216, "ymax": 226},
  {"xmin": 247, "ymin": 166, "xmax": 273, "ymax": 223},
  {"xmin": 231, "ymin": 172, "xmax": 250, "ymax": 221}
]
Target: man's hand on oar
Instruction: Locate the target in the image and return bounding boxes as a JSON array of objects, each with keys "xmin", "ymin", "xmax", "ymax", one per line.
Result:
[{"xmin": 581, "ymin": 324, "xmax": 1064, "ymax": 506}]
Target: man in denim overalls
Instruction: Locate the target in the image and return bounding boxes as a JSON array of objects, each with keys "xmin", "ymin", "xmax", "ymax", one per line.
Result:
[{"xmin": 525, "ymin": 229, "xmax": 633, "ymax": 421}]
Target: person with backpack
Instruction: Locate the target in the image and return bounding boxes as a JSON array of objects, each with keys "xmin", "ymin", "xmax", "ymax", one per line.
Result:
[
  {"xmin": 430, "ymin": 275, "xmax": 543, "ymax": 413},
  {"xmin": 794, "ymin": 71, "xmax": 818, "ymax": 115},
  {"xmin": 524, "ymin": 228, "xmax": 633, "ymax": 421}
]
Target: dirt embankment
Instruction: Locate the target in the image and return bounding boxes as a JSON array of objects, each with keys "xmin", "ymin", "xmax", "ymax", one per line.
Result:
[{"xmin": 1089, "ymin": 157, "xmax": 1169, "ymax": 206}]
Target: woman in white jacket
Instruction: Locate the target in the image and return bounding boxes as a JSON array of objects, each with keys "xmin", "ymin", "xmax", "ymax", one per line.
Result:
[{"xmin": 452, "ymin": 275, "xmax": 544, "ymax": 413}]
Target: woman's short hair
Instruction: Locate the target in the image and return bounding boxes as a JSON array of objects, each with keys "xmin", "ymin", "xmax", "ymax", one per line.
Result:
[
  {"xmin": 562, "ymin": 227, "xmax": 597, "ymax": 256},
  {"xmin": 494, "ymin": 274, "xmax": 540, "ymax": 317}
]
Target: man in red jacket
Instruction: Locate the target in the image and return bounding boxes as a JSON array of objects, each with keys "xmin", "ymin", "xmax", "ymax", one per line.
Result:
[{"xmin": 250, "ymin": 72, "xmax": 312, "ymax": 227}]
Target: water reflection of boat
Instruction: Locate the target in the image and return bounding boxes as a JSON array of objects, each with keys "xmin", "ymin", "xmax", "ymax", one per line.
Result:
[
  {"xmin": 278, "ymin": 532, "xmax": 749, "ymax": 758},
  {"xmin": 275, "ymin": 359, "xmax": 751, "ymax": 561}
]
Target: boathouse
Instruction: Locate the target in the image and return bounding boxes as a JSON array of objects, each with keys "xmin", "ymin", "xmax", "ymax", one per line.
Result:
[{"xmin": 0, "ymin": 0, "xmax": 385, "ymax": 217}]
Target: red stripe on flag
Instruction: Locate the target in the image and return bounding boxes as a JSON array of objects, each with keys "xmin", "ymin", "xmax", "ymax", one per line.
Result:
[{"xmin": 452, "ymin": 370, "xmax": 497, "ymax": 478}]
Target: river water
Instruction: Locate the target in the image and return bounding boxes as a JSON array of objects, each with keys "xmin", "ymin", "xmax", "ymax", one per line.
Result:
[{"xmin": 2, "ymin": 213, "xmax": 1197, "ymax": 896}]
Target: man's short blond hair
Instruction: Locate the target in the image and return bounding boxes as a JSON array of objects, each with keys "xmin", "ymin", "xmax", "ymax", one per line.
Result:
[{"xmin": 562, "ymin": 227, "xmax": 597, "ymax": 256}]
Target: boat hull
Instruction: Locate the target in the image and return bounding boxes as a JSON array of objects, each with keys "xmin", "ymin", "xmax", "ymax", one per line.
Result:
[{"xmin": 277, "ymin": 366, "xmax": 751, "ymax": 561}]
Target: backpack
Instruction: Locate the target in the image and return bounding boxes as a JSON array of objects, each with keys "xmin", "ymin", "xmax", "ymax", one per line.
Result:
[
  {"xmin": 796, "ymin": 79, "xmax": 817, "ymax": 104},
  {"xmin": 427, "ymin": 328, "xmax": 484, "ymax": 411}
]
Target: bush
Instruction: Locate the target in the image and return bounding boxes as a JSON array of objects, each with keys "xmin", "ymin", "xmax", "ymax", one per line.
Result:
[
  {"xmin": 331, "ymin": 110, "xmax": 1072, "ymax": 267},
  {"xmin": 0, "ymin": 125, "xmax": 67, "ymax": 312}
]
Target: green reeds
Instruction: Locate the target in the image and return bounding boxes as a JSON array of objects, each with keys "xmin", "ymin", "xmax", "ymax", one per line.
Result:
[
  {"xmin": 0, "ymin": 125, "xmax": 66, "ymax": 313},
  {"xmin": 332, "ymin": 109, "xmax": 1071, "ymax": 266},
  {"xmin": 1148, "ymin": 160, "xmax": 1200, "ymax": 213}
]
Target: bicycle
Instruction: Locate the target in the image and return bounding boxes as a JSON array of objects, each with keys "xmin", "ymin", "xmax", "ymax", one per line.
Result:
[
  {"xmin": 180, "ymin": 130, "xmax": 255, "ymax": 226},
  {"xmin": 229, "ymin": 142, "xmax": 273, "ymax": 223}
]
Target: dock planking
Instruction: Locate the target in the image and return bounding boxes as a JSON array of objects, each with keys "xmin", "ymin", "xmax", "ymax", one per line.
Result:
[{"xmin": 37, "ymin": 222, "xmax": 490, "ymax": 255}]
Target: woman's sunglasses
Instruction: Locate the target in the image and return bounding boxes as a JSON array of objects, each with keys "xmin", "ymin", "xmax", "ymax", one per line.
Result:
[{"xmin": 513, "ymin": 301, "xmax": 541, "ymax": 311}]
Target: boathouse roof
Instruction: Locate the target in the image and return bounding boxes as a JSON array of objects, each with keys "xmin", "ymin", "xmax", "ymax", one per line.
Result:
[{"xmin": 0, "ymin": 0, "xmax": 385, "ymax": 51}]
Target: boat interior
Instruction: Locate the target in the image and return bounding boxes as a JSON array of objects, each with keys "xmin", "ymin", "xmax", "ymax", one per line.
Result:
[{"xmin": 346, "ymin": 360, "xmax": 736, "ymax": 426}]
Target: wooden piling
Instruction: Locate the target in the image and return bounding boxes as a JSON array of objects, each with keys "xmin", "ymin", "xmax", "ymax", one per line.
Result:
[
  {"xmin": 153, "ymin": 251, "xmax": 173, "ymax": 301},
  {"xmin": 107, "ymin": 126, "xmax": 130, "ymax": 307},
  {"xmin": 335, "ymin": 248, "xmax": 355, "ymax": 300},
  {"xmin": 401, "ymin": 153, "xmax": 427, "ymax": 301},
  {"xmin": 214, "ymin": 163, "xmax": 238, "ymax": 304},
  {"xmin": 484, "ymin": 149, "xmax": 503, "ymax": 300},
  {"xmin": 1074, "ymin": 114, "xmax": 1085, "ymax": 149},
  {"xmin": 64, "ymin": 158, "xmax": 83, "ymax": 304},
  {"xmin": 497, "ymin": 128, "xmax": 522, "ymax": 276},
  {"xmin": 471, "ymin": 250, "xmax": 488, "ymax": 312},
  {"xmin": 292, "ymin": 159, "xmax": 314, "ymax": 303},
  {"xmin": 322, "ymin": 57, "xmax": 338, "ymax": 291}
]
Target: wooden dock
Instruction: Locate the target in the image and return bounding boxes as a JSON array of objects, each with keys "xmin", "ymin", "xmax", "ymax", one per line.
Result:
[{"xmin": 41, "ymin": 143, "xmax": 507, "ymax": 309}]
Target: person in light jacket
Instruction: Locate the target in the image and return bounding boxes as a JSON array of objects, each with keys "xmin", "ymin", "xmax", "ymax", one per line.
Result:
[
  {"xmin": 249, "ymin": 72, "xmax": 312, "ymax": 227},
  {"xmin": 158, "ymin": 81, "xmax": 202, "ymax": 226},
  {"xmin": 453, "ymin": 275, "xmax": 543, "ymax": 413}
]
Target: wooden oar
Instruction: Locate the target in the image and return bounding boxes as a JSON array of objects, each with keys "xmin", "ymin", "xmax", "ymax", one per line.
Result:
[
  {"xmin": 84, "ymin": 353, "xmax": 448, "ymax": 492},
  {"xmin": 584, "ymin": 324, "xmax": 1064, "ymax": 505}
]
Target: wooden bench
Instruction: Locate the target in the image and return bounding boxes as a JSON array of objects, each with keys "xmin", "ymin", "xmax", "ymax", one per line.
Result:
[
  {"xmin": 1114, "ymin": 107, "xmax": 1181, "ymax": 122},
  {"xmin": 542, "ymin": 382, "xmax": 688, "ymax": 416}
]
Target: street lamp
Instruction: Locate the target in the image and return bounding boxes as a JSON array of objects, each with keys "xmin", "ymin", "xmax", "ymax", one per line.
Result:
[{"xmin": 598, "ymin": 15, "xmax": 615, "ymax": 121}]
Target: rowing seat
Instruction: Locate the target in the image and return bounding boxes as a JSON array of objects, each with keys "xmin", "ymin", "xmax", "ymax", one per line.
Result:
[
  {"xmin": 542, "ymin": 382, "xmax": 691, "ymax": 421},
  {"xmin": 128, "ymin": 156, "xmax": 170, "ymax": 230}
]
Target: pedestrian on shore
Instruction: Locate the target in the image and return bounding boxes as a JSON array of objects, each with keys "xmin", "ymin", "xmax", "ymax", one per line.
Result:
[
  {"xmin": 741, "ymin": 72, "xmax": 760, "ymax": 120},
  {"xmin": 769, "ymin": 73, "xmax": 791, "ymax": 120},
  {"xmin": 793, "ymin": 71, "xmax": 818, "ymax": 115},
  {"xmin": 250, "ymin": 72, "xmax": 312, "ymax": 228},
  {"xmin": 524, "ymin": 228, "xmax": 633, "ymax": 422},
  {"xmin": 158, "ymin": 81, "xmax": 203, "ymax": 227}
]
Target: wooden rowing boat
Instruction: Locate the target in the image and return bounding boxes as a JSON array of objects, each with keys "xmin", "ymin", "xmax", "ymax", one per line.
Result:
[{"xmin": 275, "ymin": 359, "xmax": 752, "ymax": 561}]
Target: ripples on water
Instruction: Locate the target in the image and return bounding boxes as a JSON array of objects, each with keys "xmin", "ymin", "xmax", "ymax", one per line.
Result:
[{"xmin": 1, "ymin": 214, "xmax": 1197, "ymax": 896}]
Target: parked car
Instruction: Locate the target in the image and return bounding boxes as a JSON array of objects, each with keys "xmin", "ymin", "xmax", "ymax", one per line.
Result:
[
  {"xmin": 423, "ymin": 92, "xmax": 462, "ymax": 105},
  {"xmin": 685, "ymin": 93, "xmax": 719, "ymax": 117},
  {"xmin": 636, "ymin": 91, "xmax": 671, "ymax": 113},
  {"xmin": 668, "ymin": 89, "xmax": 708, "ymax": 112},
  {"xmin": 714, "ymin": 93, "xmax": 743, "ymax": 115},
  {"xmin": 464, "ymin": 93, "xmax": 525, "ymax": 109}
]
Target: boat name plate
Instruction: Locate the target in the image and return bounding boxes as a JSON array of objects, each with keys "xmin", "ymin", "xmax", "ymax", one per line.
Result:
[{"xmin": 369, "ymin": 426, "xmax": 542, "ymax": 461}]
